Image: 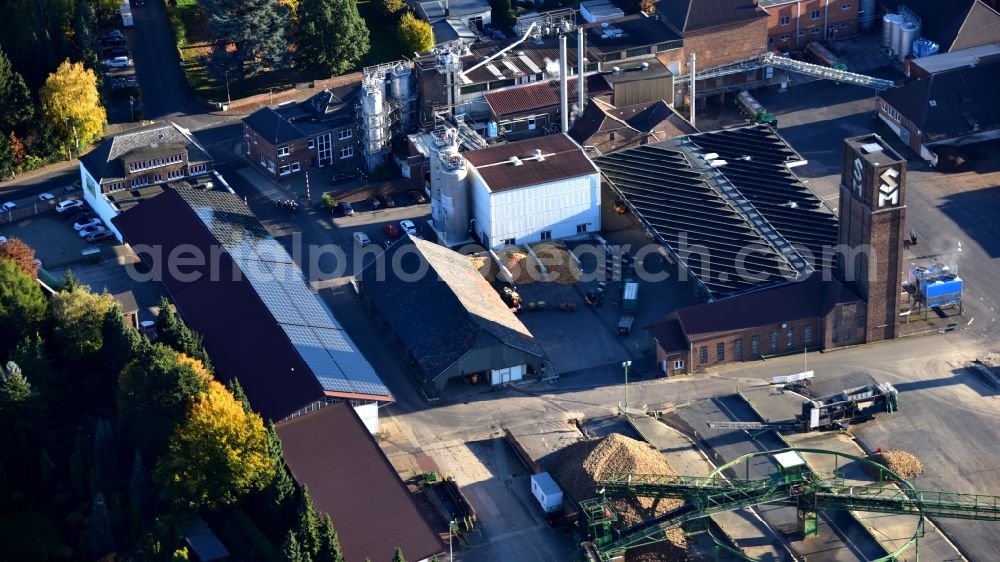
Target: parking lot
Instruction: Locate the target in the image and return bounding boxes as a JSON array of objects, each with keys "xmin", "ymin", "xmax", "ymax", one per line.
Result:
[{"xmin": 0, "ymin": 211, "xmax": 116, "ymax": 269}]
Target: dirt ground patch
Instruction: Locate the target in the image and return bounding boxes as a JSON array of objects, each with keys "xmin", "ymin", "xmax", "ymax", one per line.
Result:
[{"xmin": 497, "ymin": 248, "xmax": 542, "ymax": 284}]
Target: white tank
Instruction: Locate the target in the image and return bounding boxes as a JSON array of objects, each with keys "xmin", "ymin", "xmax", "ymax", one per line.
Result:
[
  {"xmin": 390, "ymin": 65, "xmax": 410, "ymax": 99},
  {"xmin": 431, "ymin": 149, "xmax": 470, "ymax": 245},
  {"xmin": 881, "ymin": 14, "xmax": 894, "ymax": 47},
  {"xmin": 898, "ymin": 22, "xmax": 919, "ymax": 61},
  {"xmin": 888, "ymin": 15, "xmax": 904, "ymax": 55},
  {"xmin": 860, "ymin": 0, "xmax": 875, "ymax": 30},
  {"xmin": 362, "ymin": 86, "xmax": 383, "ymax": 148}
]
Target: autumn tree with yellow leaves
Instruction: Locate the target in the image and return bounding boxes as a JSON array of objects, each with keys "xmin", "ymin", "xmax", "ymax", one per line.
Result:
[
  {"xmin": 39, "ymin": 59, "xmax": 106, "ymax": 153},
  {"xmin": 154, "ymin": 358, "xmax": 275, "ymax": 511}
]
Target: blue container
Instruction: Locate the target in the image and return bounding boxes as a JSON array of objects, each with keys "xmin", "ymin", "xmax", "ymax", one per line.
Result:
[
  {"xmin": 924, "ymin": 276, "xmax": 963, "ymax": 299},
  {"xmin": 487, "ymin": 121, "xmax": 498, "ymax": 139}
]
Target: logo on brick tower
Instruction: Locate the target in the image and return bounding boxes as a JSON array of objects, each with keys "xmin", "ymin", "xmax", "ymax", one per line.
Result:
[
  {"xmin": 852, "ymin": 158, "xmax": 864, "ymax": 199},
  {"xmin": 877, "ymin": 167, "xmax": 900, "ymax": 208}
]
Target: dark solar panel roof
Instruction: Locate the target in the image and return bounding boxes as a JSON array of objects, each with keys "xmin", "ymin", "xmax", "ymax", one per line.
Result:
[
  {"xmin": 112, "ymin": 188, "xmax": 390, "ymax": 420},
  {"xmin": 688, "ymin": 127, "xmax": 838, "ymax": 274},
  {"xmin": 276, "ymin": 404, "xmax": 444, "ymax": 562},
  {"xmin": 598, "ymin": 144, "xmax": 796, "ymax": 297},
  {"xmin": 597, "ymin": 125, "xmax": 836, "ymax": 298}
]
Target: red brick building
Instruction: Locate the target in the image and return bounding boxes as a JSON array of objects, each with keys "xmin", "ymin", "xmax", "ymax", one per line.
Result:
[
  {"xmin": 242, "ymin": 84, "xmax": 361, "ymax": 180},
  {"xmin": 651, "ymin": 274, "xmax": 863, "ymax": 375},
  {"xmin": 760, "ymin": 0, "xmax": 860, "ymax": 51},
  {"xmin": 570, "ymin": 98, "xmax": 697, "ymax": 155}
]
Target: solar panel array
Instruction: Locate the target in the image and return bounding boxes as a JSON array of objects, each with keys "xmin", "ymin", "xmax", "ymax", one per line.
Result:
[
  {"xmin": 688, "ymin": 127, "xmax": 839, "ymax": 274},
  {"xmin": 178, "ymin": 189, "xmax": 390, "ymax": 399},
  {"xmin": 598, "ymin": 144, "xmax": 797, "ymax": 297}
]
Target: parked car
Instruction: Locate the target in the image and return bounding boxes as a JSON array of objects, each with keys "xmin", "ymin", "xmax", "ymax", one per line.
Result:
[
  {"xmin": 328, "ymin": 170, "xmax": 357, "ymax": 185},
  {"xmin": 379, "ymin": 194, "xmax": 396, "ymax": 208},
  {"xmin": 67, "ymin": 180, "xmax": 81, "ymax": 192},
  {"xmin": 408, "ymin": 189, "xmax": 427, "ymax": 204},
  {"xmin": 79, "ymin": 225, "xmax": 108, "ymax": 238},
  {"xmin": 105, "ymin": 56, "xmax": 131, "ymax": 68},
  {"xmin": 0, "ymin": 236, "xmax": 7, "ymax": 243},
  {"xmin": 65, "ymin": 210, "xmax": 94, "ymax": 223},
  {"xmin": 367, "ymin": 195, "xmax": 381, "ymax": 210},
  {"xmin": 383, "ymin": 223, "xmax": 401, "ymax": 238},
  {"xmin": 74, "ymin": 217, "xmax": 102, "ymax": 231},
  {"xmin": 85, "ymin": 230, "xmax": 114, "ymax": 243},
  {"xmin": 38, "ymin": 193, "xmax": 55, "ymax": 201},
  {"xmin": 56, "ymin": 199, "xmax": 84, "ymax": 213},
  {"xmin": 132, "ymin": 0, "xmax": 144, "ymax": 6},
  {"xmin": 2, "ymin": 202, "xmax": 17, "ymax": 211},
  {"xmin": 102, "ymin": 29, "xmax": 124, "ymax": 40},
  {"xmin": 400, "ymin": 219, "xmax": 418, "ymax": 236},
  {"xmin": 337, "ymin": 201, "xmax": 355, "ymax": 216},
  {"xmin": 353, "ymin": 232, "xmax": 371, "ymax": 247}
]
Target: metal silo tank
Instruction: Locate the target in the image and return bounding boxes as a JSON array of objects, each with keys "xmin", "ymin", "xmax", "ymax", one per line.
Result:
[
  {"xmin": 881, "ymin": 14, "xmax": 894, "ymax": 47},
  {"xmin": 434, "ymin": 151, "xmax": 470, "ymax": 244},
  {"xmin": 898, "ymin": 22, "xmax": 919, "ymax": 61},
  {"xmin": 888, "ymin": 15, "xmax": 904, "ymax": 55},
  {"xmin": 861, "ymin": 0, "xmax": 875, "ymax": 30},
  {"xmin": 390, "ymin": 65, "xmax": 410, "ymax": 99},
  {"xmin": 361, "ymin": 86, "xmax": 383, "ymax": 148}
]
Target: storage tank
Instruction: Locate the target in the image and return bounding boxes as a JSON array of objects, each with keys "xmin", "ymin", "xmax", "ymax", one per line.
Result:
[
  {"xmin": 887, "ymin": 14, "xmax": 904, "ymax": 54},
  {"xmin": 486, "ymin": 121, "xmax": 498, "ymax": 139},
  {"xmin": 390, "ymin": 64, "xmax": 410, "ymax": 100},
  {"xmin": 898, "ymin": 22, "xmax": 919, "ymax": 61},
  {"xmin": 432, "ymin": 149, "xmax": 470, "ymax": 245},
  {"xmin": 881, "ymin": 14, "xmax": 895, "ymax": 48},
  {"xmin": 361, "ymin": 85, "xmax": 384, "ymax": 150}
]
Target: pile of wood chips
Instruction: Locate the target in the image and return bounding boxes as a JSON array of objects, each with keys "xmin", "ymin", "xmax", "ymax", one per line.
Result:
[
  {"xmin": 865, "ymin": 449, "xmax": 924, "ymax": 481},
  {"xmin": 552, "ymin": 433, "xmax": 689, "ymax": 561},
  {"xmin": 468, "ymin": 255, "xmax": 495, "ymax": 281},
  {"xmin": 497, "ymin": 248, "xmax": 541, "ymax": 284},
  {"xmin": 532, "ymin": 241, "xmax": 583, "ymax": 285}
]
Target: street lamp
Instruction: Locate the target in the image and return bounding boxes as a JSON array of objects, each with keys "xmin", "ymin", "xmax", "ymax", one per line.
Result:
[
  {"xmin": 129, "ymin": 97, "xmax": 135, "ymax": 122},
  {"xmin": 449, "ymin": 519, "xmax": 457, "ymax": 561},
  {"xmin": 225, "ymin": 69, "xmax": 231, "ymax": 108},
  {"xmin": 621, "ymin": 360, "xmax": 632, "ymax": 416}
]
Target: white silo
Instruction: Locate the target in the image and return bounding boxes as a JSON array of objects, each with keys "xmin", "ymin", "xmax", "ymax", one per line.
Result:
[
  {"xmin": 429, "ymin": 133, "xmax": 470, "ymax": 245},
  {"xmin": 361, "ymin": 85, "xmax": 384, "ymax": 153},
  {"xmin": 898, "ymin": 22, "xmax": 920, "ymax": 61},
  {"xmin": 888, "ymin": 15, "xmax": 904, "ymax": 55},
  {"xmin": 881, "ymin": 14, "xmax": 895, "ymax": 47},
  {"xmin": 390, "ymin": 64, "xmax": 410, "ymax": 100}
]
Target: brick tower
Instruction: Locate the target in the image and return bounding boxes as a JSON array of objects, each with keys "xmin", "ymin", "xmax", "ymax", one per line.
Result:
[{"xmin": 837, "ymin": 135, "xmax": 907, "ymax": 342}]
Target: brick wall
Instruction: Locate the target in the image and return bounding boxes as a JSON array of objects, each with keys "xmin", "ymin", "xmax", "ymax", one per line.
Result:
[
  {"xmin": 689, "ymin": 316, "xmax": 821, "ymax": 371},
  {"xmin": 765, "ymin": 0, "xmax": 860, "ymax": 50},
  {"xmin": 654, "ymin": 345, "xmax": 689, "ymax": 376},
  {"xmin": 224, "ymin": 73, "xmax": 363, "ymax": 116},
  {"xmin": 665, "ymin": 18, "xmax": 770, "ymax": 74}
]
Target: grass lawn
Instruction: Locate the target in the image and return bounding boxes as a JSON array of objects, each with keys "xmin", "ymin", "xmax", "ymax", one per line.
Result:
[{"xmin": 0, "ymin": 512, "xmax": 65, "ymax": 560}]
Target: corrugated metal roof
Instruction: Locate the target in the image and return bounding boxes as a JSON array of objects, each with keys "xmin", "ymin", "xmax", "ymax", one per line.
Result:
[
  {"xmin": 484, "ymin": 75, "xmax": 612, "ymax": 117},
  {"xmin": 277, "ymin": 404, "xmax": 445, "ymax": 562},
  {"xmin": 911, "ymin": 42, "xmax": 1000, "ymax": 74},
  {"xmin": 464, "ymin": 133, "xmax": 599, "ymax": 193},
  {"xmin": 657, "ymin": 0, "xmax": 768, "ymax": 34}
]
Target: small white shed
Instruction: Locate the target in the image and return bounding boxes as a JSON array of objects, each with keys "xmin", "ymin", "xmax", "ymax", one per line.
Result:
[{"xmin": 530, "ymin": 472, "xmax": 564, "ymax": 513}]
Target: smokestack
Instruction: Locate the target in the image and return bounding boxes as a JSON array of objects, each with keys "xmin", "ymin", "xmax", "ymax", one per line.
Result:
[
  {"xmin": 560, "ymin": 33, "xmax": 569, "ymax": 133},
  {"xmin": 689, "ymin": 52, "xmax": 696, "ymax": 128},
  {"xmin": 577, "ymin": 27, "xmax": 585, "ymax": 116}
]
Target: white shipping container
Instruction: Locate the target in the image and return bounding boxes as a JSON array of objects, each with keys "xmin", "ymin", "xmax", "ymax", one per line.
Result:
[{"xmin": 530, "ymin": 472, "xmax": 563, "ymax": 513}]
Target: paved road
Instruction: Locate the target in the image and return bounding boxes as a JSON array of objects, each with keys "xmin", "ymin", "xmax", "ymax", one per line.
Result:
[
  {"xmin": 129, "ymin": 0, "xmax": 215, "ymax": 126},
  {"xmin": 0, "ymin": 164, "xmax": 80, "ymax": 207}
]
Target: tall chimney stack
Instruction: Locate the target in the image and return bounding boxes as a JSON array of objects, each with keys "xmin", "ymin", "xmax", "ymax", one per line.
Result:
[
  {"xmin": 689, "ymin": 52, "xmax": 696, "ymax": 128},
  {"xmin": 560, "ymin": 33, "xmax": 569, "ymax": 133},
  {"xmin": 577, "ymin": 27, "xmax": 586, "ymax": 117}
]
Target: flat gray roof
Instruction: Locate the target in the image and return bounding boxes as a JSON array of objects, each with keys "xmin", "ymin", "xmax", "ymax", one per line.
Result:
[{"xmin": 911, "ymin": 42, "xmax": 1000, "ymax": 74}]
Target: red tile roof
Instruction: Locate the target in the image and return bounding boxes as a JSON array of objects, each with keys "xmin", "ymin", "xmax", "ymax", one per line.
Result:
[
  {"xmin": 464, "ymin": 133, "xmax": 598, "ymax": 192},
  {"xmin": 484, "ymin": 75, "xmax": 613, "ymax": 117},
  {"xmin": 276, "ymin": 404, "xmax": 444, "ymax": 562}
]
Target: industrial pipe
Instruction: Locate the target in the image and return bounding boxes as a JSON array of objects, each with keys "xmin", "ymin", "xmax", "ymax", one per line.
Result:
[{"xmin": 560, "ymin": 33, "xmax": 569, "ymax": 133}]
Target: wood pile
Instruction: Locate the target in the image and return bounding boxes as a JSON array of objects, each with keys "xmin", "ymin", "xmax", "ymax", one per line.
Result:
[
  {"xmin": 864, "ymin": 449, "xmax": 924, "ymax": 481},
  {"xmin": 497, "ymin": 249, "xmax": 540, "ymax": 284},
  {"xmin": 468, "ymin": 255, "xmax": 495, "ymax": 281},
  {"xmin": 552, "ymin": 433, "xmax": 688, "ymax": 560},
  {"xmin": 531, "ymin": 241, "xmax": 582, "ymax": 285}
]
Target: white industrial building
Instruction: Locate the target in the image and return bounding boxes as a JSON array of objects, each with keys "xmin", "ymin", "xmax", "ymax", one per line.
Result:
[{"xmin": 427, "ymin": 132, "xmax": 601, "ymax": 249}]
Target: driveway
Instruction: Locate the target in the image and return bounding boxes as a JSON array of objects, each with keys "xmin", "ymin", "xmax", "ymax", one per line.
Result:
[{"xmin": 129, "ymin": 0, "xmax": 210, "ymax": 123}]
